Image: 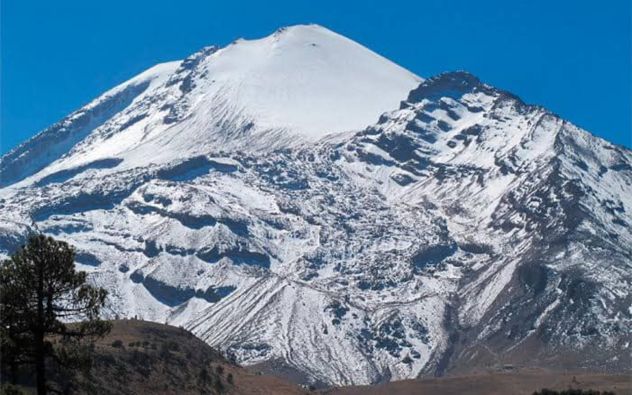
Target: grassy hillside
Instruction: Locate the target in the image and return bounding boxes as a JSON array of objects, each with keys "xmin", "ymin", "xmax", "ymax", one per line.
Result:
[
  {"xmin": 2, "ymin": 319, "xmax": 306, "ymax": 395},
  {"xmin": 327, "ymin": 370, "xmax": 632, "ymax": 395},
  {"xmin": 3, "ymin": 320, "xmax": 629, "ymax": 394}
]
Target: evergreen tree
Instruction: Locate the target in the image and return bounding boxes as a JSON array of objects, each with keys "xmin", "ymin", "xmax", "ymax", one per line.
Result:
[{"xmin": 0, "ymin": 235, "xmax": 111, "ymax": 394}]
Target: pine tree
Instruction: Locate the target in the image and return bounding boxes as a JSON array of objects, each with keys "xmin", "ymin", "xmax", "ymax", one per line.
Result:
[{"xmin": 0, "ymin": 235, "xmax": 111, "ymax": 394}]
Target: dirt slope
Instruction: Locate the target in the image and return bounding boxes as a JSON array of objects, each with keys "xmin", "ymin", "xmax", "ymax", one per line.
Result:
[{"xmin": 326, "ymin": 369, "xmax": 631, "ymax": 395}]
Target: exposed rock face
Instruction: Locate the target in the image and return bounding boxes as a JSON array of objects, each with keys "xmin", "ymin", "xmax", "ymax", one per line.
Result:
[{"xmin": 1, "ymin": 25, "xmax": 630, "ymax": 386}]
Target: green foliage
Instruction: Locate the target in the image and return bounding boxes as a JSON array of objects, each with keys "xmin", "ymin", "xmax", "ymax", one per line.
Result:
[{"xmin": 0, "ymin": 235, "xmax": 111, "ymax": 394}]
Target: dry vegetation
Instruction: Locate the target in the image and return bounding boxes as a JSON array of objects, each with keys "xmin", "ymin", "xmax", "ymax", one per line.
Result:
[
  {"xmin": 3, "ymin": 320, "xmax": 306, "ymax": 395},
  {"xmin": 4, "ymin": 320, "xmax": 629, "ymax": 394},
  {"xmin": 326, "ymin": 369, "xmax": 631, "ymax": 395}
]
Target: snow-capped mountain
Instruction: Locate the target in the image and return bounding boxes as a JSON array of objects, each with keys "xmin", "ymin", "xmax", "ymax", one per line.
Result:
[{"xmin": 1, "ymin": 24, "xmax": 630, "ymax": 386}]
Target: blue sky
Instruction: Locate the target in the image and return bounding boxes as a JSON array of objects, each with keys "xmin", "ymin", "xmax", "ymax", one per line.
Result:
[{"xmin": 1, "ymin": 0, "xmax": 630, "ymax": 154}]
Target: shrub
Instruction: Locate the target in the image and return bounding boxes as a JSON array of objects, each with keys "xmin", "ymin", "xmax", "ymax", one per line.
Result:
[
  {"xmin": 213, "ymin": 379, "xmax": 224, "ymax": 393},
  {"xmin": 111, "ymin": 340, "xmax": 124, "ymax": 348},
  {"xmin": 159, "ymin": 342, "xmax": 172, "ymax": 359},
  {"xmin": 162, "ymin": 341, "xmax": 179, "ymax": 352},
  {"xmin": 198, "ymin": 368, "xmax": 210, "ymax": 386},
  {"xmin": 0, "ymin": 385, "xmax": 26, "ymax": 395}
]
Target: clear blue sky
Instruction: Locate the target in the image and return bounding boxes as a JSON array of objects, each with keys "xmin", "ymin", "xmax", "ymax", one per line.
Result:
[{"xmin": 2, "ymin": 0, "xmax": 630, "ymax": 154}]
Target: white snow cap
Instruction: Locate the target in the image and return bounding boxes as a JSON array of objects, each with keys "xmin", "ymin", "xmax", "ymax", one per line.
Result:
[
  {"xmin": 1, "ymin": 24, "xmax": 423, "ymax": 188},
  {"xmin": 198, "ymin": 24, "xmax": 422, "ymax": 139}
]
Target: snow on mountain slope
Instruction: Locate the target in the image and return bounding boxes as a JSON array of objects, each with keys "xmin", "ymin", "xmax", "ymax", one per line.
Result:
[
  {"xmin": 0, "ymin": 61, "xmax": 181, "ymax": 187},
  {"xmin": 0, "ymin": 24, "xmax": 420, "ymax": 189},
  {"xmin": 341, "ymin": 72, "xmax": 631, "ymax": 375},
  {"xmin": 195, "ymin": 24, "xmax": 421, "ymax": 138},
  {"xmin": 0, "ymin": 27, "xmax": 630, "ymax": 387}
]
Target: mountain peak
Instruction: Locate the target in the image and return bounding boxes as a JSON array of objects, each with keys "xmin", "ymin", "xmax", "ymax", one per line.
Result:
[
  {"xmin": 405, "ymin": 71, "xmax": 528, "ymax": 111},
  {"xmin": 0, "ymin": 24, "xmax": 631, "ymax": 388},
  {"xmin": 193, "ymin": 24, "xmax": 421, "ymax": 139},
  {"xmin": 272, "ymin": 23, "xmax": 332, "ymax": 35},
  {"xmin": 406, "ymin": 71, "xmax": 487, "ymax": 103},
  {"xmin": 0, "ymin": 26, "xmax": 421, "ymax": 187}
]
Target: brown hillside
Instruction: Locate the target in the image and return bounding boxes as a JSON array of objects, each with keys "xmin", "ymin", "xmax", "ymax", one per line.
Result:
[
  {"xmin": 5, "ymin": 320, "xmax": 629, "ymax": 394},
  {"xmin": 4, "ymin": 320, "xmax": 306, "ymax": 395},
  {"xmin": 326, "ymin": 369, "xmax": 632, "ymax": 395}
]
